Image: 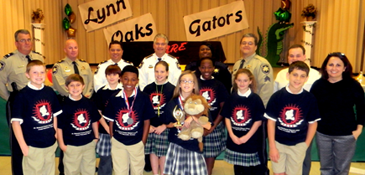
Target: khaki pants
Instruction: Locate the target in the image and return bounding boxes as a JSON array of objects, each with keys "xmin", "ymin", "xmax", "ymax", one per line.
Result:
[
  {"xmin": 272, "ymin": 141, "xmax": 308, "ymax": 175},
  {"xmin": 64, "ymin": 141, "xmax": 96, "ymax": 175},
  {"xmin": 22, "ymin": 142, "xmax": 57, "ymax": 175},
  {"xmin": 111, "ymin": 138, "xmax": 145, "ymax": 175}
]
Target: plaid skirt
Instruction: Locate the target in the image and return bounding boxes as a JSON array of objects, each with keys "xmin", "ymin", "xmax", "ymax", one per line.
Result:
[
  {"xmin": 164, "ymin": 143, "xmax": 208, "ymax": 175},
  {"xmin": 96, "ymin": 133, "xmax": 111, "ymax": 156},
  {"xmin": 224, "ymin": 148, "xmax": 261, "ymax": 167},
  {"xmin": 145, "ymin": 129, "xmax": 169, "ymax": 157},
  {"xmin": 203, "ymin": 122, "xmax": 226, "ymax": 157}
]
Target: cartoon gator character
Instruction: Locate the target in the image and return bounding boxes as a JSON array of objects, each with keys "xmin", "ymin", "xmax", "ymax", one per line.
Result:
[{"xmin": 256, "ymin": 22, "xmax": 294, "ymax": 67}]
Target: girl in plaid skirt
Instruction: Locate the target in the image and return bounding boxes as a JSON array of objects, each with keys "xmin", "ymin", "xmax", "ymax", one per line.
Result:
[
  {"xmin": 197, "ymin": 57, "xmax": 229, "ymax": 175},
  {"xmin": 162, "ymin": 71, "xmax": 212, "ymax": 175},
  {"xmin": 143, "ymin": 61, "xmax": 175, "ymax": 175},
  {"xmin": 221, "ymin": 69, "xmax": 266, "ymax": 175}
]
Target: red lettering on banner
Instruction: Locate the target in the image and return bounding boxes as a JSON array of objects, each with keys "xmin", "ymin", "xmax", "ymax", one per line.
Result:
[{"xmin": 166, "ymin": 42, "xmax": 187, "ymax": 54}]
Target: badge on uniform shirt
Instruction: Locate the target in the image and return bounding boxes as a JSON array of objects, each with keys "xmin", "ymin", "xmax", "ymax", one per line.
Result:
[
  {"xmin": 214, "ymin": 68, "xmax": 219, "ymax": 73},
  {"xmin": 82, "ymin": 66, "xmax": 85, "ymax": 71},
  {"xmin": 148, "ymin": 65, "xmax": 153, "ymax": 69},
  {"xmin": 0, "ymin": 61, "xmax": 5, "ymax": 71},
  {"xmin": 65, "ymin": 67, "xmax": 71, "ymax": 72}
]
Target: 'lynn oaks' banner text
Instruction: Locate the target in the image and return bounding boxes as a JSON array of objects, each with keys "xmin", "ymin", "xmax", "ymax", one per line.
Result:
[
  {"xmin": 103, "ymin": 13, "xmax": 157, "ymax": 45},
  {"xmin": 78, "ymin": 0, "xmax": 132, "ymax": 32},
  {"xmin": 183, "ymin": 1, "xmax": 249, "ymax": 41}
]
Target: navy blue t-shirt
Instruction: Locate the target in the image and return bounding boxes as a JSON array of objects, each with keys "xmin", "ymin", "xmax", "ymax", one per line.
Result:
[
  {"xmin": 161, "ymin": 97, "xmax": 213, "ymax": 153},
  {"xmin": 93, "ymin": 85, "xmax": 122, "ymax": 134},
  {"xmin": 265, "ymin": 88, "xmax": 321, "ymax": 145},
  {"xmin": 198, "ymin": 78, "xmax": 228, "ymax": 121},
  {"xmin": 143, "ymin": 82, "xmax": 175, "ymax": 127},
  {"xmin": 220, "ymin": 91, "xmax": 265, "ymax": 153},
  {"xmin": 58, "ymin": 96, "xmax": 101, "ymax": 146},
  {"xmin": 12, "ymin": 85, "xmax": 62, "ymax": 148},
  {"xmin": 103, "ymin": 89, "xmax": 154, "ymax": 145}
]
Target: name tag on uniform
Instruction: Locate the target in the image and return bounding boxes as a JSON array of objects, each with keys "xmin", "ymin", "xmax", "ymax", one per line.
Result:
[{"xmin": 65, "ymin": 69, "xmax": 71, "ymax": 72}]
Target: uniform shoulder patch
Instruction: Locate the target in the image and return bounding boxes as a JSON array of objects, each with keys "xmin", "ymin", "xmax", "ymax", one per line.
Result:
[
  {"xmin": 52, "ymin": 65, "xmax": 58, "ymax": 74},
  {"xmin": 138, "ymin": 61, "xmax": 144, "ymax": 68},
  {"xmin": 261, "ymin": 64, "xmax": 270, "ymax": 75},
  {"xmin": 94, "ymin": 66, "xmax": 99, "ymax": 74},
  {"xmin": 79, "ymin": 59, "xmax": 86, "ymax": 62},
  {"xmin": 0, "ymin": 61, "xmax": 6, "ymax": 71},
  {"xmin": 57, "ymin": 59, "xmax": 65, "ymax": 63},
  {"xmin": 3, "ymin": 53, "xmax": 14, "ymax": 59},
  {"xmin": 176, "ymin": 62, "xmax": 181, "ymax": 70}
]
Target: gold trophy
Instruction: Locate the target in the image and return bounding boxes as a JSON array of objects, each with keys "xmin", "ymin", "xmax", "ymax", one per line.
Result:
[{"xmin": 173, "ymin": 106, "xmax": 184, "ymax": 127}]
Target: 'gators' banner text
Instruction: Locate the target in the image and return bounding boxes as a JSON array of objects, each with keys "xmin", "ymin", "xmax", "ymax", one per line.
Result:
[
  {"xmin": 78, "ymin": 0, "xmax": 132, "ymax": 32},
  {"xmin": 183, "ymin": 1, "xmax": 249, "ymax": 41},
  {"xmin": 103, "ymin": 13, "xmax": 156, "ymax": 45}
]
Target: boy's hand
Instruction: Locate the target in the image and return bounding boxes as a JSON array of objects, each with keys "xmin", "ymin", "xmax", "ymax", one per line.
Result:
[
  {"xmin": 21, "ymin": 146, "xmax": 29, "ymax": 156},
  {"xmin": 154, "ymin": 125, "xmax": 166, "ymax": 135},
  {"xmin": 269, "ymin": 147, "xmax": 280, "ymax": 163},
  {"xmin": 60, "ymin": 145, "xmax": 67, "ymax": 152}
]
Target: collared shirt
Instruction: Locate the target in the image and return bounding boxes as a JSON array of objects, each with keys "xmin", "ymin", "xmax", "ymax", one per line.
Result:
[
  {"xmin": 285, "ymin": 85, "xmax": 304, "ymax": 94},
  {"xmin": 0, "ymin": 50, "xmax": 44, "ymax": 100},
  {"xmin": 94, "ymin": 59, "xmax": 133, "ymax": 91},
  {"xmin": 232, "ymin": 53, "xmax": 274, "ymax": 106},
  {"xmin": 27, "ymin": 82, "xmax": 44, "ymax": 90},
  {"xmin": 52, "ymin": 57, "xmax": 94, "ymax": 98},
  {"xmin": 237, "ymin": 88, "xmax": 251, "ymax": 97},
  {"xmin": 138, "ymin": 53, "xmax": 181, "ymax": 91},
  {"xmin": 101, "ymin": 83, "xmax": 123, "ymax": 91}
]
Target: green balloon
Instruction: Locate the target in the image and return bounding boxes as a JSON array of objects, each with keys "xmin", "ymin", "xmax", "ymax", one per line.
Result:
[
  {"xmin": 63, "ymin": 17, "xmax": 70, "ymax": 30},
  {"xmin": 65, "ymin": 3, "xmax": 72, "ymax": 16}
]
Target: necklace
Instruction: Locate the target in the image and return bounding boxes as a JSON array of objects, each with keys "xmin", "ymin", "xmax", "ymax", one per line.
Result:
[{"xmin": 155, "ymin": 83, "xmax": 164, "ymax": 116}]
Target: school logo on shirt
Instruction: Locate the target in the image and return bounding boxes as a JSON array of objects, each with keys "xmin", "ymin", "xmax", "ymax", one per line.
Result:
[
  {"xmin": 116, "ymin": 109, "xmax": 139, "ymax": 130},
  {"xmin": 200, "ymin": 88, "xmax": 216, "ymax": 105},
  {"xmin": 231, "ymin": 106, "xmax": 252, "ymax": 126},
  {"xmin": 32, "ymin": 100, "xmax": 53, "ymax": 124},
  {"xmin": 71, "ymin": 110, "xmax": 91, "ymax": 131},
  {"xmin": 279, "ymin": 105, "xmax": 304, "ymax": 127},
  {"xmin": 150, "ymin": 92, "xmax": 166, "ymax": 109}
]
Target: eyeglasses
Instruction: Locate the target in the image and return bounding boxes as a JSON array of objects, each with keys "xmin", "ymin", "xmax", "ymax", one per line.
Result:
[
  {"xmin": 328, "ymin": 52, "xmax": 345, "ymax": 57},
  {"xmin": 18, "ymin": 39, "xmax": 32, "ymax": 43},
  {"xmin": 241, "ymin": 41, "xmax": 254, "ymax": 46},
  {"xmin": 180, "ymin": 80, "xmax": 194, "ymax": 84}
]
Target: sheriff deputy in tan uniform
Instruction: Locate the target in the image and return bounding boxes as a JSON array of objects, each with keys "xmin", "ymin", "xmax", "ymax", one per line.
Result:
[
  {"xmin": 52, "ymin": 39, "xmax": 93, "ymax": 98},
  {"xmin": 0, "ymin": 29, "xmax": 44, "ymax": 101},
  {"xmin": 0, "ymin": 29, "xmax": 44, "ymax": 175},
  {"xmin": 232, "ymin": 33, "xmax": 274, "ymax": 106}
]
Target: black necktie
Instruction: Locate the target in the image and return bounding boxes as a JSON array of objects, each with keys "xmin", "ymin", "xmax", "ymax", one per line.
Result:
[
  {"xmin": 72, "ymin": 61, "xmax": 80, "ymax": 75},
  {"xmin": 158, "ymin": 58, "xmax": 161, "ymax": 62},
  {"xmin": 239, "ymin": 59, "xmax": 245, "ymax": 69},
  {"xmin": 26, "ymin": 55, "xmax": 31, "ymax": 63}
]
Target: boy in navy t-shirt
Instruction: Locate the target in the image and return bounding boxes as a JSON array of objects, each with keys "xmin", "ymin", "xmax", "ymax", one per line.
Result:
[
  {"xmin": 103, "ymin": 65, "xmax": 154, "ymax": 175},
  {"xmin": 265, "ymin": 61, "xmax": 321, "ymax": 175},
  {"xmin": 57, "ymin": 74, "xmax": 101, "ymax": 175},
  {"xmin": 11, "ymin": 60, "xmax": 62, "ymax": 175}
]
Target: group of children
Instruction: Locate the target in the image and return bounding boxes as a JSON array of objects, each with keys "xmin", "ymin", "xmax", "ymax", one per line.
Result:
[{"xmin": 11, "ymin": 55, "xmax": 319, "ymax": 175}]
